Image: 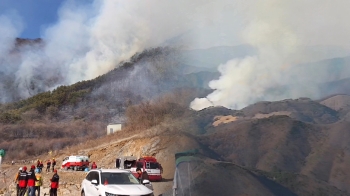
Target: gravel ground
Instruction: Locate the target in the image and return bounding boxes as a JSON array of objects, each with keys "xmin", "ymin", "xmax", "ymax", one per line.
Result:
[{"xmin": 152, "ymin": 180, "xmax": 173, "ymax": 196}]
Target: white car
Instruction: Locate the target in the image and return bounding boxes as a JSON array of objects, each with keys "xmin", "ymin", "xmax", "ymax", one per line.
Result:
[{"xmin": 81, "ymin": 169, "xmax": 154, "ymax": 196}]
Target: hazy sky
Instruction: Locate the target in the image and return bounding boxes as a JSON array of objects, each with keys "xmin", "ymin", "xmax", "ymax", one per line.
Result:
[{"xmin": 0, "ymin": 0, "xmax": 69, "ymax": 39}]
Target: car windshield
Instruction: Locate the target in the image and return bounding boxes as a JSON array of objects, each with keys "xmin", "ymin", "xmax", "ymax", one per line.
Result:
[
  {"xmin": 149, "ymin": 162, "xmax": 159, "ymax": 169},
  {"xmin": 101, "ymin": 172, "xmax": 140, "ymax": 185}
]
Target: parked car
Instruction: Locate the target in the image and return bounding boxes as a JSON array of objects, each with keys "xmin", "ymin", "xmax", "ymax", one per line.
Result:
[{"xmin": 81, "ymin": 169, "xmax": 154, "ymax": 196}]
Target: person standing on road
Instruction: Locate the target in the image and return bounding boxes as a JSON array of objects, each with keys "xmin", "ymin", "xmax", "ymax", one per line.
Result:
[
  {"xmin": 18, "ymin": 166, "xmax": 28, "ymax": 196},
  {"xmin": 39, "ymin": 160, "xmax": 44, "ymax": 173},
  {"xmin": 136, "ymin": 167, "xmax": 149, "ymax": 183},
  {"xmin": 49, "ymin": 169, "xmax": 59, "ymax": 196},
  {"xmin": 51, "ymin": 158, "xmax": 56, "ymax": 172},
  {"xmin": 35, "ymin": 168, "xmax": 43, "ymax": 196},
  {"xmin": 14, "ymin": 167, "xmax": 22, "ymax": 196},
  {"xmin": 46, "ymin": 160, "xmax": 51, "ymax": 172},
  {"xmin": 91, "ymin": 161, "xmax": 97, "ymax": 169},
  {"xmin": 27, "ymin": 165, "xmax": 37, "ymax": 196}
]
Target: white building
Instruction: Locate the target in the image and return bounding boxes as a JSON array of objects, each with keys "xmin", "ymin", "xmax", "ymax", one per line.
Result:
[{"xmin": 107, "ymin": 123, "xmax": 122, "ymax": 135}]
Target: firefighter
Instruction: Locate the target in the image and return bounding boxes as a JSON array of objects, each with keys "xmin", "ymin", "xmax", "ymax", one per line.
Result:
[
  {"xmin": 35, "ymin": 168, "xmax": 43, "ymax": 196},
  {"xmin": 18, "ymin": 166, "xmax": 28, "ymax": 196},
  {"xmin": 39, "ymin": 160, "xmax": 44, "ymax": 173},
  {"xmin": 51, "ymin": 158, "xmax": 56, "ymax": 172},
  {"xmin": 136, "ymin": 167, "xmax": 149, "ymax": 183},
  {"xmin": 49, "ymin": 169, "xmax": 59, "ymax": 196},
  {"xmin": 14, "ymin": 167, "xmax": 22, "ymax": 196},
  {"xmin": 46, "ymin": 159, "xmax": 51, "ymax": 172},
  {"xmin": 27, "ymin": 165, "xmax": 36, "ymax": 196},
  {"xmin": 91, "ymin": 161, "xmax": 97, "ymax": 169}
]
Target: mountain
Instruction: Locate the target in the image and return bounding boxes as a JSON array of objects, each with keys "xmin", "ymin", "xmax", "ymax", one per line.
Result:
[
  {"xmin": 241, "ymin": 98, "xmax": 339, "ymax": 124},
  {"xmin": 2, "ymin": 44, "xmax": 350, "ymax": 195},
  {"xmin": 197, "ymin": 98, "xmax": 350, "ymax": 193}
]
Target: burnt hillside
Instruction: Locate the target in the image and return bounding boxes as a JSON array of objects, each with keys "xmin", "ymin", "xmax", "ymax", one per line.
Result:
[{"xmin": 0, "ymin": 47, "xmax": 211, "ymax": 159}]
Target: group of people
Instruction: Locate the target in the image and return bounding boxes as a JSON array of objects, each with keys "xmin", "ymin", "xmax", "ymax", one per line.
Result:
[
  {"xmin": 35, "ymin": 159, "xmax": 56, "ymax": 173},
  {"xmin": 14, "ymin": 165, "xmax": 59, "ymax": 196}
]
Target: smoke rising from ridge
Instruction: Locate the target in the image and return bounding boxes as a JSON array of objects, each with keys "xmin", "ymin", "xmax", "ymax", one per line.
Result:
[
  {"xmin": 1, "ymin": 0, "xmax": 350, "ymax": 106},
  {"xmin": 0, "ymin": 0, "xmax": 244, "ymax": 103},
  {"xmin": 191, "ymin": 0, "xmax": 350, "ymax": 110}
]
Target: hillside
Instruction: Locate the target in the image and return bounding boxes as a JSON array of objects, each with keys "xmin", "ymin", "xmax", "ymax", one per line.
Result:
[
  {"xmin": 198, "ymin": 106, "xmax": 350, "ymax": 193},
  {"xmin": 241, "ymin": 98, "xmax": 339, "ymax": 124},
  {"xmin": 2, "ymin": 113, "xmax": 350, "ymax": 195},
  {"xmin": 1, "ymin": 42, "xmax": 350, "ymax": 195},
  {"xmin": 2, "ymin": 93, "xmax": 350, "ymax": 195},
  {"xmin": 0, "ymin": 47, "xmax": 210, "ymax": 160}
]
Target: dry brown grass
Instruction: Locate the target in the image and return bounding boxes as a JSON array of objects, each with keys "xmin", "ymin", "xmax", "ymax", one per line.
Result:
[
  {"xmin": 125, "ymin": 89, "xmax": 194, "ymax": 130},
  {"xmin": 213, "ymin": 115, "xmax": 239, "ymax": 126},
  {"xmin": 0, "ymin": 88, "xmax": 198, "ymax": 163}
]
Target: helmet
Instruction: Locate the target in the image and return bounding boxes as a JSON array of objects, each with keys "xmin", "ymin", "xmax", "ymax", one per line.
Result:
[
  {"xmin": 23, "ymin": 166, "xmax": 27, "ymax": 171},
  {"xmin": 19, "ymin": 167, "xmax": 22, "ymax": 171}
]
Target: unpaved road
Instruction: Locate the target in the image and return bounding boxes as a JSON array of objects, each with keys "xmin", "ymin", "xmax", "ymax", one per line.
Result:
[{"xmin": 0, "ymin": 163, "xmax": 172, "ymax": 196}]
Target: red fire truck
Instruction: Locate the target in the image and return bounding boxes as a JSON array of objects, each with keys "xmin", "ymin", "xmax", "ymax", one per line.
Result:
[
  {"xmin": 130, "ymin": 156, "xmax": 163, "ymax": 181},
  {"xmin": 61, "ymin": 155, "xmax": 90, "ymax": 171}
]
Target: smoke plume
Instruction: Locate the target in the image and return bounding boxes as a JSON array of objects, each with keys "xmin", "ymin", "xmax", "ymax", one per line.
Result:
[
  {"xmin": 1, "ymin": 0, "xmax": 350, "ymax": 107},
  {"xmin": 0, "ymin": 0, "xmax": 241, "ymax": 102},
  {"xmin": 191, "ymin": 0, "xmax": 350, "ymax": 110}
]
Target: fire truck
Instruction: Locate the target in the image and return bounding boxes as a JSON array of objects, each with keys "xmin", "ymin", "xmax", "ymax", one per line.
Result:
[
  {"xmin": 61, "ymin": 155, "xmax": 90, "ymax": 171},
  {"xmin": 116, "ymin": 156, "xmax": 163, "ymax": 181}
]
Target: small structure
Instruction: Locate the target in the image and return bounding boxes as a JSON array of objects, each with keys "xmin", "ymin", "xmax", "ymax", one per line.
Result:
[{"xmin": 107, "ymin": 123, "xmax": 122, "ymax": 135}]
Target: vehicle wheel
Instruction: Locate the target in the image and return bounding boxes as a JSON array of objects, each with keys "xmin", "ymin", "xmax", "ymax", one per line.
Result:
[
  {"xmin": 74, "ymin": 166, "xmax": 78, "ymax": 171},
  {"xmin": 81, "ymin": 190, "xmax": 85, "ymax": 196},
  {"xmin": 65, "ymin": 166, "xmax": 68, "ymax": 170}
]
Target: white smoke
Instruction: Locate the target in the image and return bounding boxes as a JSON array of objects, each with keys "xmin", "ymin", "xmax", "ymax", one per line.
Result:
[
  {"xmin": 0, "ymin": 0, "xmax": 244, "ymax": 102},
  {"xmin": 191, "ymin": 0, "xmax": 350, "ymax": 110},
  {"xmin": 1, "ymin": 0, "xmax": 350, "ymax": 106}
]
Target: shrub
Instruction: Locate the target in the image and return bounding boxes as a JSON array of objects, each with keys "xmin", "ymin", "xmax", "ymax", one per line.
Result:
[{"xmin": 0, "ymin": 112, "xmax": 21, "ymax": 124}]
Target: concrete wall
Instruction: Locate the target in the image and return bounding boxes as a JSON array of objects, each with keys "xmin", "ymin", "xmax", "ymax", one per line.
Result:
[{"xmin": 107, "ymin": 124, "xmax": 122, "ymax": 135}]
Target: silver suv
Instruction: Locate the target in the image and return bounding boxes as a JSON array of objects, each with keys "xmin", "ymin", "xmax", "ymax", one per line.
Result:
[{"xmin": 81, "ymin": 169, "xmax": 154, "ymax": 196}]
